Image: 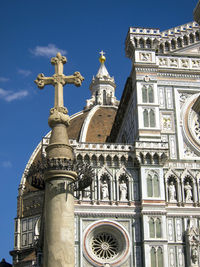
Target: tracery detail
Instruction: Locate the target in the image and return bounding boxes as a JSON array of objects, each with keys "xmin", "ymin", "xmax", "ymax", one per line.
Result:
[{"xmin": 91, "ymin": 232, "xmax": 119, "ymax": 260}]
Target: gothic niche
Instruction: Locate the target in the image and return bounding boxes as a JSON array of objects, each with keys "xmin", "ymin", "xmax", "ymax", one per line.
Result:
[
  {"xmin": 167, "ymin": 177, "xmax": 177, "ymax": 202},
  {"xmin": 185, "ymin": 218, "xmax": 200, "ymax": 267},
  {"xmin": 100, "ymin": 174, "xmax": 110, "ymax": 201},
  {"xmin": 184, "ymin": 177, "xmax": 193, "ymax": 203},
  {"xmin": 119, "ymin": 174, "xmax": 128, "ymax": 201}
]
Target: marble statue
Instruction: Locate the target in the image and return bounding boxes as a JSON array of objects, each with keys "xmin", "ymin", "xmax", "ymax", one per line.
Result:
[
  {"xmin": 102, "ymin": 180, "xmax": 109, "ymax": 200},
  {"xmin": 168, "ymin": 181, "xmax": 176, "ymax": 201},
  {"xmin": 184, "ymin": 182, "xmax": 192, "ymax": 202},
  {"xmin": 120, "ymin": 180, "xmax": 127, "ymax": 201}
]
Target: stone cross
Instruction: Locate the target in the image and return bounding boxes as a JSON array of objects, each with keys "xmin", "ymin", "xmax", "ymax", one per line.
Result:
[{"xmin": 35, "ymin": 52, "xmax": 84, "ymax": 108}]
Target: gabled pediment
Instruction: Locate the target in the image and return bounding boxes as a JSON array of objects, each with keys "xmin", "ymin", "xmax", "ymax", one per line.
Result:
[{"xmin": 172, "ymin": 42, "xmax": 200, "ymax": 55}]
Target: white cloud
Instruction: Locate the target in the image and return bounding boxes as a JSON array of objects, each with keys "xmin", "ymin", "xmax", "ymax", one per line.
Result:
[
  {"xmin": 0, "ymin": 88, "xmax": 28, "ymax": 102},
  {"xmin": 18, "ymin": 69, "xmax": 32, "ymax": 77},
  {"xmin": 30, "ymin": 44, "xmax": 67, "ymax": 57},
  {"xmin": 2, "ymin": 161, "xmax": 12, "ymax": 168},
  {"xmin": 0, "ymin": 77, "xmax": 9, "ymax": 82}
]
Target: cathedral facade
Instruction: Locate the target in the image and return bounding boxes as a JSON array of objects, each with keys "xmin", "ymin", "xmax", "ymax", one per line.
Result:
[{"xmin": 11, "ymin": 21, "xmax": 200, "ymax": 267}]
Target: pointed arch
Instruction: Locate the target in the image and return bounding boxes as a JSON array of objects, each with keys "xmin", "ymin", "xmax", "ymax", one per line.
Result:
[
  {"xmin": 153, "ymin": 154, "xmax": 159, "ymax": 165},
  {"xmin": 157, "ymin": 247, "xmax": 163, "ymax": 267},
  {"xmin": 139, "ymin": 38, "xmax": 145, "ymax": 48},
  {"xmin": 183, "ymin": 35, "xmax": 188, "ymax": 45},
  {"xmin": 84, "ymin": 154, "xmax": 90, "ymax": 164},
  {"xmin": 177, "ymin": 37, "xmax": 182, "ymax": 48},
  {"xmin": 142, "ymin": 85, "xmax": 148, "ymax": 103},
  {"xmin": 143, "ymin": 109, "xmax": 149, "ymax": 127},
  {"xmin": 149, "ymin": 218, "xmax": 155, "ymax": 238},
  {"xmin": 150, "ymin": 247, "xmax": 156, "ymax": 267},
  {"xmin": 77, "ymin": 154, "xmax": 83, "ymax": 163},
  {"xmin": 165, "ymin": 42, "xmax": 170, "ymax": 52},
  {"xmin": 99, "ymin": 155, "xmax": 104, "ymax": 166},
  {"xmin": 190, "ymin": 33, "xmax": 194, "ymax": 43},
  {"xmin": 91, "ymin": 155, "xmax": 97, "ymax": 166},
  {"xmin": 106, "ymin": 155, "xmax": 112, "ymax": 166},
  {"xmin": 171, "ymin": 39, "xmax": 176, "ymax": 49},
  {"xmin": 113, "ymin": 155, "xmax": 119, "ymax": 167},
  {"xmin": 146, "ymin": 38, "xmax": 152, "ymax": 48},
  {"xmin": 195, "ymin": 31, "xmax": 200, "ymax": 41}
]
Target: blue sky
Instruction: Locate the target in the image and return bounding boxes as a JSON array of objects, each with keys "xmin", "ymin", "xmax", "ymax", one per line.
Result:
[{"xmin": 0, "ymin": 0, "xmax": 198, "ymax": 262}]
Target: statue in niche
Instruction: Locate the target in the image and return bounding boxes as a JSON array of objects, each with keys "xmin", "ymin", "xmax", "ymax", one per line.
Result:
[
  {"xmin": 82, "ymin": 186, "xmax": 91, "ymax": 200},
  {"xmin": 101, "ymin": 180, "xmax": 109, "ymax": 200},
  {"xmin": 119, "ymin": 180, "xmax": 127, "ymax": 201},
  {"xmin": 168, "ymin": 181, "xmax": 176, "ymax": 201},
  {"xmin": 184, "ymin": 182, "xmax": 193, "ymax": 202},
  {"xmin": 191, "ymin": 246, "xmax": 198, "ymax": 264}
]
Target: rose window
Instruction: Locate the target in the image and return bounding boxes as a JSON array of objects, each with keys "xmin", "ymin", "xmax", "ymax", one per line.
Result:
[
  {"xmin": 194, "ymin": 114, "xmax": 200, "ymax": 140},
  {"xmin": 91, "ymin": 232, "xmax": 119, "ymax": 260},
  {"xmin": 83, "ymin": 220, "xmax": 131, "ymax": 266}
]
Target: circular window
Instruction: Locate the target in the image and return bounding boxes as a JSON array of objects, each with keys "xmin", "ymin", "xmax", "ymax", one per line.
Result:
[
  {"xmin": 83, "ymin": 220, "xmax": 130, "ymax": 267},
  {"xmin": 182, "ymin": 94, "xmax": 200, "ymax": 155}
]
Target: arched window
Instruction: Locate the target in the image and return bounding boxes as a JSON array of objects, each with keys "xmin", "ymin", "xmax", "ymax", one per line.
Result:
[
  {"xmin": 151, "ymin": 247, "xmax": 156, "ymax": 267},
  {"xmin": 195, "ymin": 31, "xmax": 200, "ymax": 41},
  {"xmin": 177, "ymin": 37, "xmax": 182, "ymax": 48},
  {"xmin": 148, "ymin": 86, "xmax": 154, "ymax": 103},
  {"xmin": 113, "ymin": 156, "xmax": 119, "ymax": 167},
  {"xmin": 143, "ymin": 109, "xmax": 149, "ymax": 127},
  {"xmin": 149, "ymin": 218, "xmax": 155, "ymax": 238},
  {"xmin": 159, "ymin": 44, "xmax": 164, "ymax": 53},
  {"xmin": 149, "ymin": 218, "xmax": 162, "ymax": 238},
  {"xmin": 142, "ymin": 85, "xmax": 148, "ymax": 102},
  {"xmin": 121, "ymin": 156, "xmax": 126, "ymax": 166},
  {"xmin": 153, "ymin": 154, "xmax": 159, "ymax": 164},
  {"xmin": 103, "ymin": 90, "xmax": 107, "ymax": 105},
  {"xmin": 146, "ymin": 153, "xmax": 152, "ymax": 164},
  {"xmin": 146, "ymin": 39, "xmax": 151, "ymax": 48},
  {"xmin": 150, "ymin": 247, "xmax": 163, "ymax": 267},
  {"xmin": 190, "ymin": 33, "xmax": 194, "ymax": 43},
  {"xmin": 157, "ymin": 247, "xmax": 163, "ymax": 267},
  {"xmin": 147, "ymin": 172, "xmax": 160, "ymax": 197},
  {"xmin": 143, "ymin": 109, "xmax": 156, "ymax": 128},
  {"xmin": 84, "ymin": 155, "xmax": 90, "ymax": 164},
  {"xmin": 165, "ymin": 42, "xmax": 170, "ymax": 52},
  {"xmin": 77, "ymin": 154, "xmax": 83, "ymax": 163},
  {"xmin": 91, "ymin": 155, "xmax": 97, "ymax": 166},
  {"xmin": 106, "ymin": 155, "xmax": 112, "ymax": 166},
  {"xmin": 134, "ymin": 37, "xmax": 138, "ymax": 48},
  {"xmin": 139, "ymin": 38, "xmax": 144, "ymax": 48},
  {"xmin": 183, "ymin": 35, "xmax": 188, "ymax": 45},
  {"xmin": 147, "ymin": 174, "xmax": 153, "ymax": 197},
  {"xmin": 99, "ymin": 155, "xmax": 104, "ymax": 166},
  {"xmin": 142, "ymin": 85, "xmax": 154, "ymax": 103},
  {"xmin": 153, "ymin": 174, "xmax": 160, "ymax": 197},
  {"xmin": 150, "ymin": 109, "xmax": 155, "ymax": 127},
  {"xmin": 171, "ymin": 39, "xmax": 176, "ymax": 49},
  {"xmin": 156, "ymin": 219, "xmax": 162, "ymax": 238}
]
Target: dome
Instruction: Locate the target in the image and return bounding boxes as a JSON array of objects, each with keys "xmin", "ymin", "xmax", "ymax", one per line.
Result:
[{"xmin": 68, "ymin": 105, "xmax": 117, "ymax": 143}]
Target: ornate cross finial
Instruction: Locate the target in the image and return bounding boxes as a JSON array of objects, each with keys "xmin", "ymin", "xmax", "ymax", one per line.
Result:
[
  {"xmin": 35, "ymin": 52, "xmax": 84, "ymax": 108},
  {"xmin": 99, "ymin": 50, "xmax": 105, "ymax": 57},
  {"xmin": 99, "ymin": 50, "xmax": 106, "ymax": 64}
]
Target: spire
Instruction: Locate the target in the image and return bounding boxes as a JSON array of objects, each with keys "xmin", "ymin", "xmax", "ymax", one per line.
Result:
[
  {"xmin": 96, "ymin": 51, "xmax": 110, "ymax": 78},
  {"xmin": 85, "ymin": 51, "xmax": 119, "ymax": 109}
]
